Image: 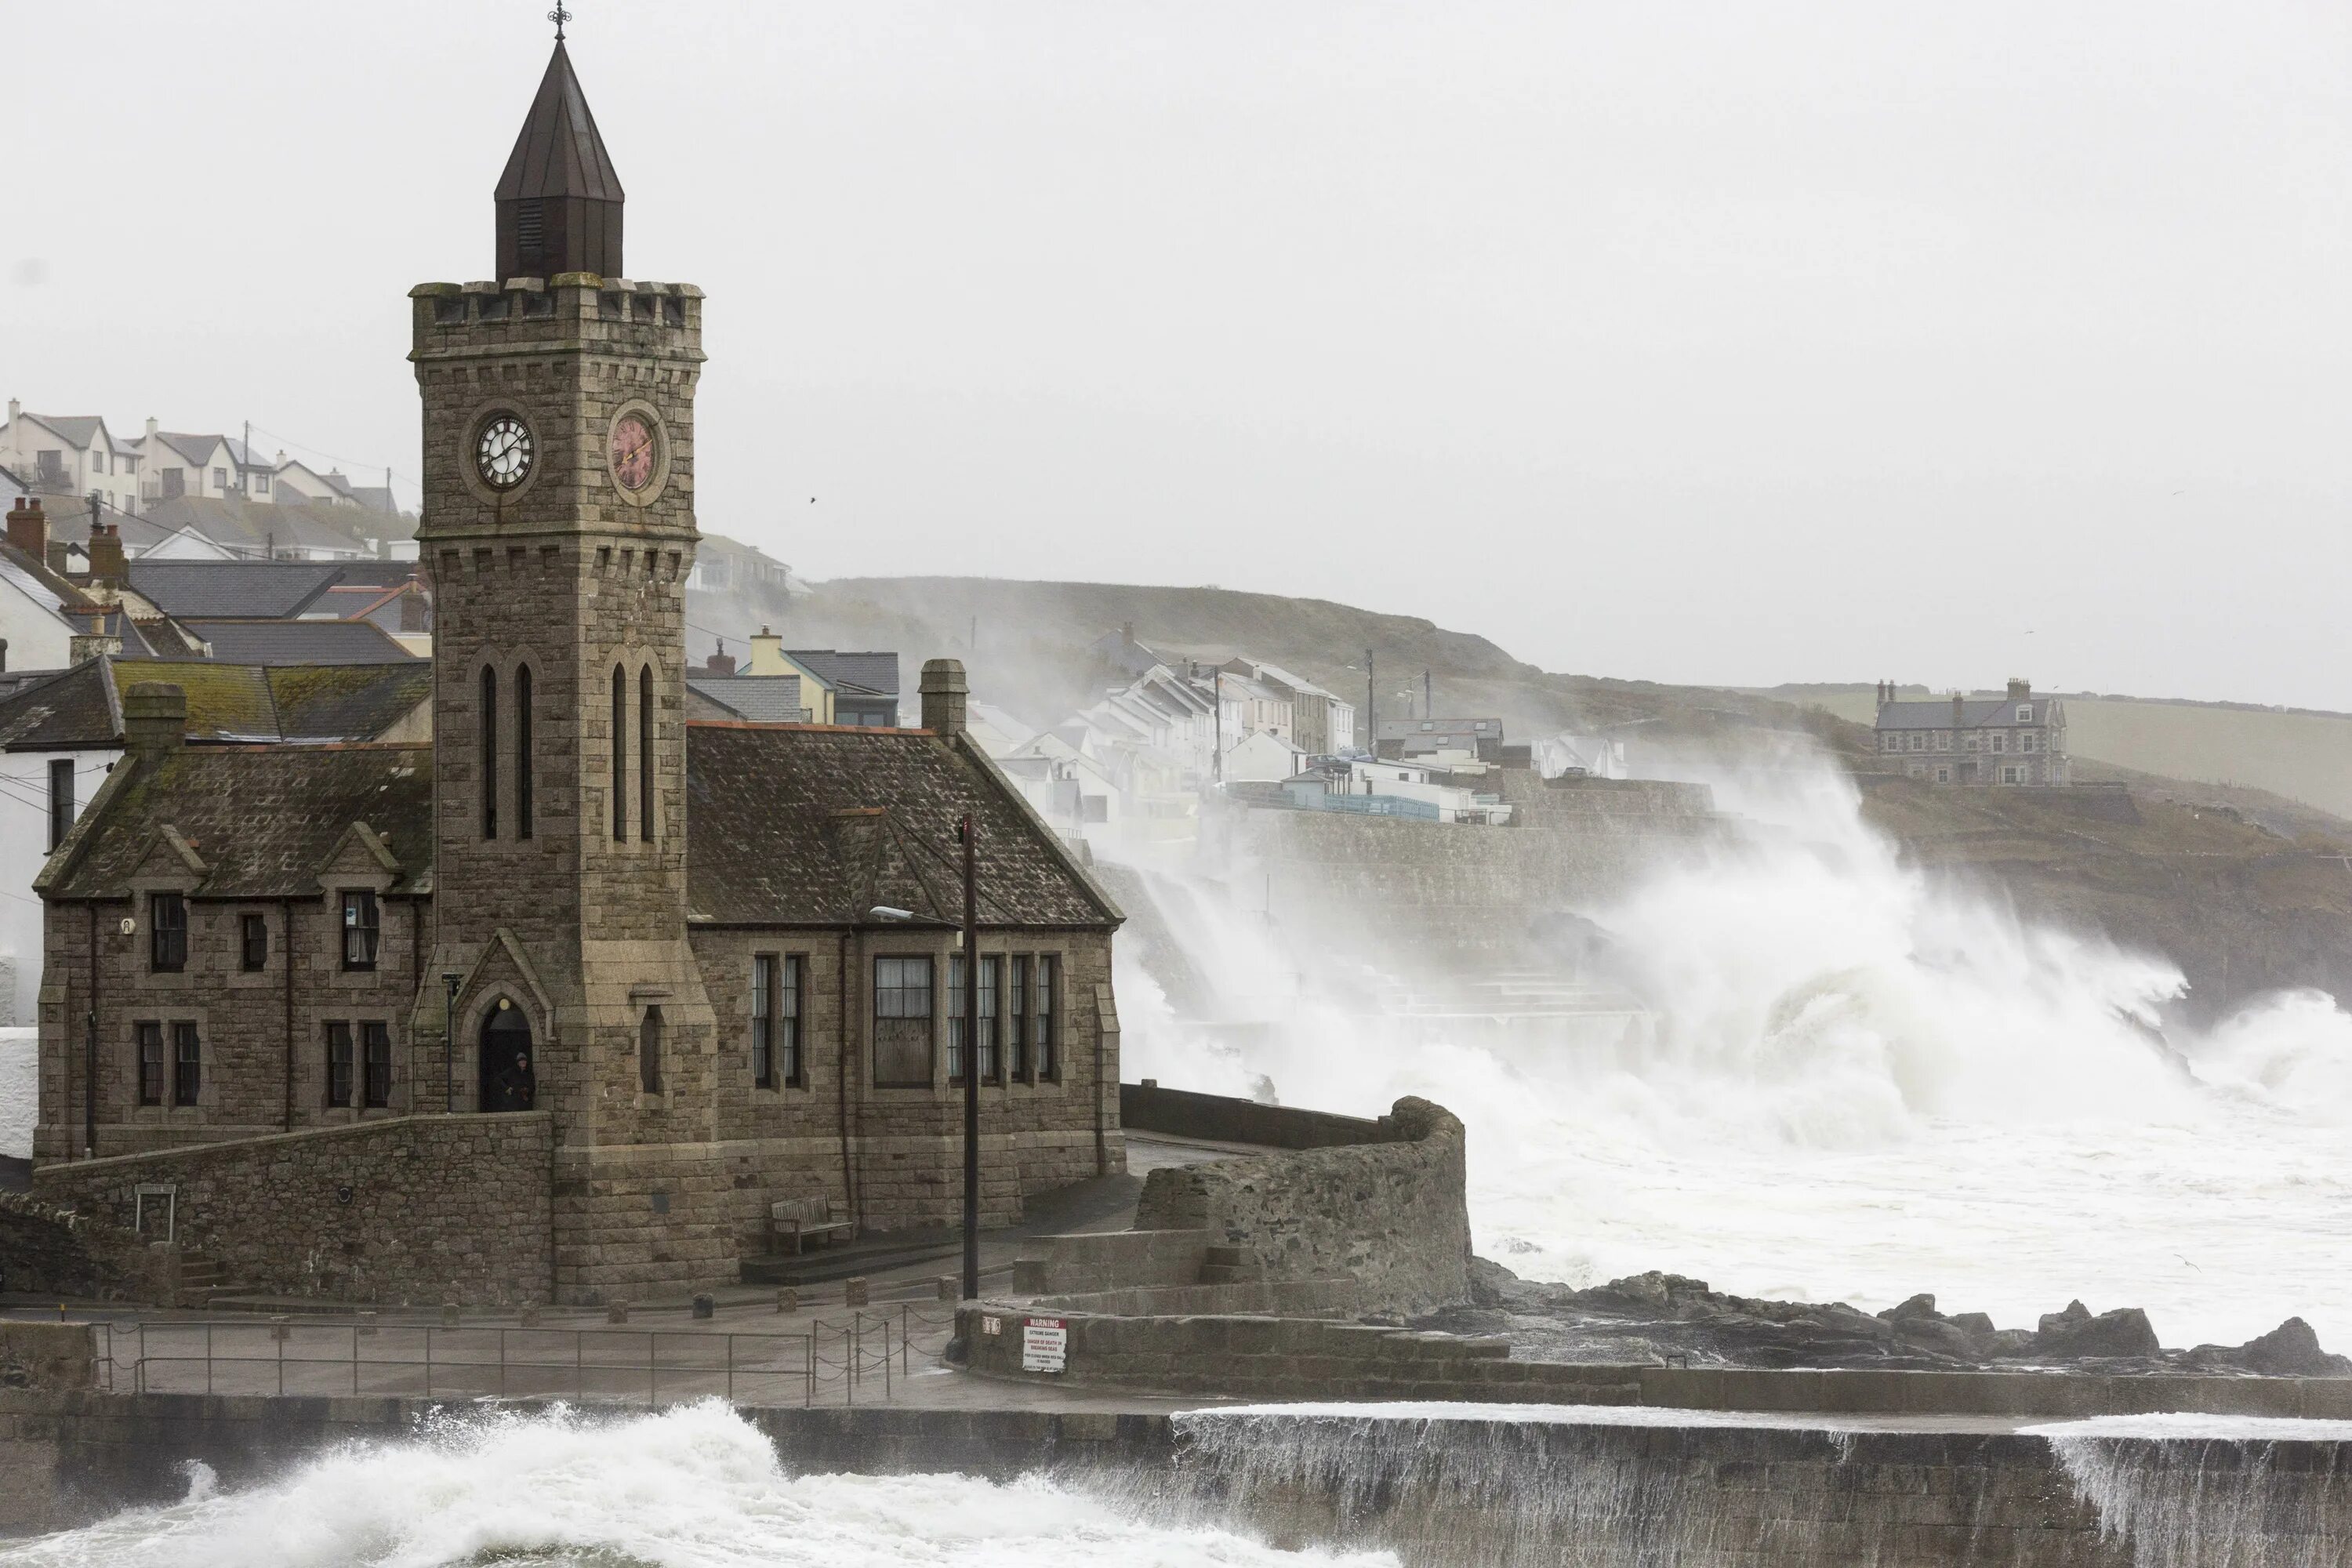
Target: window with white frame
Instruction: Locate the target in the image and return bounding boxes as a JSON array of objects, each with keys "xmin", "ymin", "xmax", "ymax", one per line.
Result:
[
  {"xmin": 2017, "ymin": 705, "xmax": 2032, "ymax": 722},
  {"xmin": 1989, "ymin": 732, "xmax": 2006, "ymax": 753}
]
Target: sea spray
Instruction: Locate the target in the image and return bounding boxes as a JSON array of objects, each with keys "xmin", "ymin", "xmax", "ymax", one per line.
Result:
[
  {"xmin": 0, "ymin": 1401, "xmax": 1393, "ymax": 1568},
  {"xmin": 2028, "ymin": 1416, "xmax": 2352, "ymax": 1568},
  {"xmin": 1104, "ymin": 744, "xmax": 2352, "ymax": 1345}
]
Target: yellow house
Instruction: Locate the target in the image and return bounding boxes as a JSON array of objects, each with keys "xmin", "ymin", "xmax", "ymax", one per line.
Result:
[{"xmin": 743, "ymin": 629, "xmax": 899, "ymax": 727}]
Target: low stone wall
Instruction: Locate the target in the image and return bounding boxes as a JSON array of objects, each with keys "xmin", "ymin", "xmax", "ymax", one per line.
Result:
[
  {"xmin": 1133, "ymin": 1095, "xmax": 1471, "ymax": 1315},
  {"xmin": 1012, "ymin": 1227, "xmax": 1214, "ymax": 1297},
  {"xmin": 6, "ymin": 1388, "xmax": 2350, "ymax": 1564},
  {"xmin": 31, "ymin": 1113, "xmax": 554, "ymax": 1307},
  {"xmin": 960, "ymin": 1302, "xmax": 2352, "ymax": 1418},
  {"xmin": 1120, "ymin": 1082, "xmax": 1396, "ymax": 1150},
  {"xmin": 0, "ymin": 1324, "xmax": 96, "ymax": 1393},
  {"xmin": 0, "ymin": 1193, "xmax": 180, "ymax": 1305}
]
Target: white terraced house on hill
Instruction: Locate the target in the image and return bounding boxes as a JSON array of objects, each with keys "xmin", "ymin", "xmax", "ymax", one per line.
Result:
[{"xmin": 1873, "ymin": 678, "xmax": 2068, "ymax": 786}]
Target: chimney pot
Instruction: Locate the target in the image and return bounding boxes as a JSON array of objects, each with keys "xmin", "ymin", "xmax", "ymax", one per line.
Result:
[
  {"xmin": 5, "ymin": 493, "xmax": 45, "ymax": 557},
  {"xmin": 122, "ymin": 681, "xmax": 187, "ymax": 754},
  {"xmin": 920, "ymin": 658, "xmax": 969, "ymax": 736},
  {"xmin": 706, "ymin": 637, "xmax": 737, "ymax": 676},
  {"xmin": 2008, "ymin": 677, "xmax": 2031, "ymax": 702}
]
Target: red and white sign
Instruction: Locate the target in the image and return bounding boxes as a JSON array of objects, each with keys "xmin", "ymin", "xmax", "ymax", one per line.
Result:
[{"xmin": 1022, "ymin": 1316, "xmax": 1068, "ymax": 1374}]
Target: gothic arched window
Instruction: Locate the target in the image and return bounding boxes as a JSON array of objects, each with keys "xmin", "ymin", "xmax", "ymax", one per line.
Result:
[
  {"xmin": 514, "ymin": 664, "xmax": 534, "ymax": 840},
  {"xmin": 611, "ymin": 664, "xmax": 628, "ymax": 841},
  {"xmin": 480, "ymin": 664, "xmax": 499, "ymax": 840},
  {"xmin": 638, "ymin": 662, "xmax": 655, "ymax": 843}
]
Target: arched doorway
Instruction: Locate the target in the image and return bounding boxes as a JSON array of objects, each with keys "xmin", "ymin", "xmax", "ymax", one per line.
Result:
[{"xmin": 479, "ymin": 999, "xmax": 535, "ymax": 1112}]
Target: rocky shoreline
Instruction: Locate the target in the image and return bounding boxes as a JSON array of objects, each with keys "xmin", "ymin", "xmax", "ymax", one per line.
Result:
[{"xmin": 1414, "ymin": 1260, "xmax": 2352, "ymax": 1376}]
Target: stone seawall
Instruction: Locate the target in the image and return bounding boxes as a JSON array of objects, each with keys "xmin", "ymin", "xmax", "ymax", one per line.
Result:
[
  {"xmin": 3, "ymin": 1389, "xmax": 2347, "ymax": 1565},
  {"xmin": 1120, "ymin": 1081, "xmax": 1396, "ymax": 1149},
  {"xmin": 1133, "ymin": 1095, "xmax": 1471, "ymax": 1315},
  {"xmin": 27, "ymin": 1113, "xmax": 554, "ymax": 1306},
  {"xmin": 961, "ymin": 1302, "xmax": 2352, "ymax": 1419}
]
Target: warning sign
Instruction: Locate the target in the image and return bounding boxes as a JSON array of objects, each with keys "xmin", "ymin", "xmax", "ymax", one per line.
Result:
[{"xmin": 1022, "ymin": 1316, "xmax": 1068, "ymax": 1374}]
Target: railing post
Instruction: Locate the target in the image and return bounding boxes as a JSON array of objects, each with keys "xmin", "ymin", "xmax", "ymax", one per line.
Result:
[
  {"xmin": 648, "ymin": 1331, "xmax": 656, "ymax": 1406},
  {"xmin": 205, "ymin": 1323, "xmax": 213, "ymax": 1396},
  {"xmin": 498, "ymin": 1328, "xmax": 507, "ymax": 1399},
  {"xmin": 804, "ymin": 1334, "xmax": 812, "ymax": 1407},
  {"xmin": 277, "ymin": 1327, "xmax": 285, "ymax": 1396}
]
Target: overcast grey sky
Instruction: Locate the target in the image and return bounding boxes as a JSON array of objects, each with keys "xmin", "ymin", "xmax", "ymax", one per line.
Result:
[{"xmin": 8, "ymin": 2, "xmax": 2349, "ymax": 706}]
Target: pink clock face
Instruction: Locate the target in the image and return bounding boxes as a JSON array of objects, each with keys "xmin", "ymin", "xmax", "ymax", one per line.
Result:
[{"xmin": 612, "ymin": 414, "xmax": 656, "ymax": 491}]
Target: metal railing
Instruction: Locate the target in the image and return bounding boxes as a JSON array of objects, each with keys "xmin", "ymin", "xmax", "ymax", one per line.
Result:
[{"xmin": 112, "ymin": 1306, "xmax": 960, "ymax": 1407}]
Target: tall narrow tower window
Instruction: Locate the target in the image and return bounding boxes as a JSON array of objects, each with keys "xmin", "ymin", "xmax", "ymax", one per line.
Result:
[
  {"xmin": 480, "ymin": 665, "xmax": 499, "ymax": 839},
  {"xmin": 515, "ymin": 198, "xmax": 544, "ymax": 262},
  {"xmin": 612, "ymin": 664, "xmax": 627, "ymax": 841},
  {"xmin": 514, "ymin": 664, "xmax": 535, "ymax": 840},
  {"xmin": 638, "ymin": 662, "xmax": 655, "ymax": 843}
]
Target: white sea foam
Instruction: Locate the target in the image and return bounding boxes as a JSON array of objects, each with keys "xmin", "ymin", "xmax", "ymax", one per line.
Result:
[
  {"xmin": 0, "ymin": 1025, "xmax": 36, "ymax": 1160},
  {"xmin": 0, "ymin": 1401, "xmax": 1393, "ymax": 1568},
  {"xmin": 2024, "ymin": 1413, "xmax": 2352, "ymax": 1442},
  {"xmin": 1194, "ymin": 1401, "xmax": 1873, "ymax": 1430},
  {"xmin": 1115, "ymin": 748, "xmax": 2352, "ymax": 1348}
]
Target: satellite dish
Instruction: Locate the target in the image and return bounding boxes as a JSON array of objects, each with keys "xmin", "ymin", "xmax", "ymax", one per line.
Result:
[{"xmin": 118, "ymin": 917, "xmax": 136, "ymax": 936}]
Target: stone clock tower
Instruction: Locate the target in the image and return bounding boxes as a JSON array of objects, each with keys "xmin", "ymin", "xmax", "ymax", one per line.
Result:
[{"xmin": 408, "ymin": 39, "xmax": 724, "ymax": 1301}]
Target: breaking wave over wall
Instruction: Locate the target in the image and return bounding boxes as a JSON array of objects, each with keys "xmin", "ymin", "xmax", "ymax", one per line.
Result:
[
  {"xmin": 2029, "ymin": 1416, "xmax": 2352, "ymax": 1568},
  {"xmin": 0, "ymin": 1402, "xmax": 1388, "ymax": 1568},
  {"xmin": 1111, "ymin": 750, "xmax": 2352, "ymax": 1345}
]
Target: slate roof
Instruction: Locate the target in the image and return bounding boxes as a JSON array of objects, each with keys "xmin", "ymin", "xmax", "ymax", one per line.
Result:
[
  {"xmin": 137, "ymin": 495, "xmax": 378, "ymax": 559},
  {"xmin": 787, "ymin": 650, "xmax": 898, "ymax": 698},
  {"xmin": 43, "ymin": 714, "xmax": 1118, "ymax": 932},
  {"xmin": 179, "ymin": 619, "xmax": 419, "ymax": 666},
  {"xmin": 151, "ymin": 432, "xmax": 231, "ymax": 467},
  {"xmin": 126, "ymin": 561, "xmax": 342, "ymax": 619},
  {"xmin": 42, "ymin": 743, "xmax": 434, "ymax": 901},
  {"xmin": 1376, "ymin": 718, "xmax": 1502, "ymax": 741},
  {"xmin": 0, "ymin": 658, "xmax": 433, "ymax": 750},
  {"xmin": 0, "ymin": 662, "xmax": 118, "ymax": 751},
  {"xmin": 17, "ymin": 414, "xmax": 108, "ymax": 450},
  {"xmin": 496, "ymin": 42, "xmax": 625, "ymax": 202},
  {"xmin": 1877, "ymin": 699, "xmax": 2057, "ymax": 731},
  {"xmin": 687, "ymin": 673, "xmax": 804, "ymax": 722},
  {"xmin": 685, "ymin": 724, "xmax": 1120, "ymax": 928}
]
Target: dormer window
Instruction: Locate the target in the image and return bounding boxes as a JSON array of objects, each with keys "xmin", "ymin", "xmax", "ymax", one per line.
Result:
[
  {"xmin": 150, "ymin": 893, "xmax": 187, "ymax": 972},
  {"xmin": 2017, "ymin": 704, "xmax": 2033, "ymax": 723}
]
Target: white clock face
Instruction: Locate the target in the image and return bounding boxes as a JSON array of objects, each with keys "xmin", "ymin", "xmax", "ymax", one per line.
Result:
[{"xmin": 476, "ymin": 415, "xmax": 534, "ymax": 489}]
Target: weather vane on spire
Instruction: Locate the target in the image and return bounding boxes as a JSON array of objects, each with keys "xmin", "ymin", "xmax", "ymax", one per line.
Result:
[{"xmin": 550, "ymin": 4, "xmax": 571, "ymax": 42}]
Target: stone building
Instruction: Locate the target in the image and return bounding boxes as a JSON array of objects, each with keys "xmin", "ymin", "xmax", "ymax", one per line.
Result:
[
  {"xmin": 27, "ymin": 39, "xmax": 1123, "ymax": 1306},
  {"xmin": 1872, "ymin": 678, "xmax": 2068, "ymax": 786}
]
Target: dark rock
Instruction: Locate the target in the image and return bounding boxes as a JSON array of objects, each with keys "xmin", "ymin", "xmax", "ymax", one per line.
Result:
[
  {"xmin": 1948, "ymin": 1312, "xmax": 1996, "ymax": 1336},
  {"xmin": 1891, "ymin": 1316, "xmax": 1979, "ymax": 1359},
  {"xmin": 2037, "ymin": 1300, "xmax": 2092, "ymax": 1336},
  {"xmin": 1878, "ymin": 1293, "xmax": 1939, "ymax": 1322},
  {"xmin": 2030, "ymin": 1305, "xmax": 2160, "ymax": 1359},
  {"xmin": 2217, "ymin": 1318, "xmax": 2352, "ymax": 1377},
  {"xmin": 1467, "ymin": 1256, "xmax": 1523, "ymax": 1308}
]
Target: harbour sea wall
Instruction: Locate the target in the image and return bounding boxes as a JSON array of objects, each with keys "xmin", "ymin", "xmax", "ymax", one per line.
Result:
[{"xmin": 3, "ymin": 1389, "xmax": 2350, "ymax": 1565}]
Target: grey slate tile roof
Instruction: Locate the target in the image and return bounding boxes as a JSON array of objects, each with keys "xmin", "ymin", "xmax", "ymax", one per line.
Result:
[
  {"xmin": 44, "ymin": 718, "xmax": 1119, "ymax": 933},
  {"xmin": 788, "ymin": 650, "xmax": 898, "ymax": 698},
  {"xmin": 686, "ymin": 673, "xmax": 804, "ymax": 722},
  {"xmin": 126, "ymin": 561, "xmax": 342, "ymax": 619},
  {"xmin": 19, "ymin": 414, "xmax": 108, "ymax": 450},
  {"xmin": 180, "ymin": 619, "xmax": 419, "ymax": 666},
  {"xmin": 0, "ymin": 658, "xmax": 433, "ymax": 749},
  {"xmin": 43, "ymin": 743, "xmax": 434, "ymax": 900},
  {"xmin": 685, "ymin": 724, "xmax": 1119, "ymax": 927}
]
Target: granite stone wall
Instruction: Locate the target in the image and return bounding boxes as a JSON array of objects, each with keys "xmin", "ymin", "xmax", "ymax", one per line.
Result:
[
  {"xmin": 1134, "ymin": 1095, "xmax": 1471, "ymax": 1315},
  {"xmin": 30, "ymin": 1113, "xmax": 552, "ymax": 1306},
  {"xmin": 0, "ymin": 1194, "xmax": 178, "ymax": 1306}
]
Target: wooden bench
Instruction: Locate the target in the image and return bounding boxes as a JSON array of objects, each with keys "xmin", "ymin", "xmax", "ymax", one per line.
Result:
[{"xmin": 770, "ymin": 1196, "xmax": 855, "ymax": 1254}]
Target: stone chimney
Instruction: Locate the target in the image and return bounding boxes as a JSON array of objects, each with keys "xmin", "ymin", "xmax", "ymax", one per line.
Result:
[
  {"xmin": 87, "ymin": 518, "xmax": 126, "ymax": 586},
  {"xmin": 705, "ymin": 637, "xmax": 737, "ymax": 676},
  {"xmin": 920, "ymin": 658, "xmax": 968, "ymax": 736},
  {"xmin": 69, "ymin": 610, "xmax": 122, "ymax": 665},
  {"xmin": 1952, "ymin": 691, "xmax": 1965, "ymax": 728},
  {"xmin": 122, "ymin": 682, "xmax": 187, "ymax": 754},
  {"xmin": 5, "ymin": 495, "xmax": 45, "ymax": 557},
  {"xmin": 2007, "ymin": 677, "xmax": 2031, "ymax": 703},
  {"xmin": 5, "ymin": 398, "xmax": 18, "ymax": 426},
  {"xmin": 747, "ymin": 625, "xmax": 783, "ymax": 676},
  {"xmin": 144, "ymin": 416, "xmax": 158, "ymax": 440}
]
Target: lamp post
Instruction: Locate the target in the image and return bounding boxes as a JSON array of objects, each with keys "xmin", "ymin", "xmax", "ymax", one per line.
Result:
[
  {"xmin": 869, "ymin": 824, "xmax": 981, "ymax": 1305},
  {"xmin": 441, "ymin": 972, "xmax": 461, "ymax": 1112},
  {"xmin": 958, "ymin": 812, "xmax": 980, "ymax": 1301}
]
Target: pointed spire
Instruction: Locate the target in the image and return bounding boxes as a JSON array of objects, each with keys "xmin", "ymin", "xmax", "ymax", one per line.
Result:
[{"xmin": 494, "ymin": 42, "xmax": 624, "ymax": 281}]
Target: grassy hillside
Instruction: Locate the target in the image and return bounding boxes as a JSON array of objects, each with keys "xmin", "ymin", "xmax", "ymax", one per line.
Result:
[{"xmin": 1767, "ymin": 682, "xmax": 2352, "ymax": 821}]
